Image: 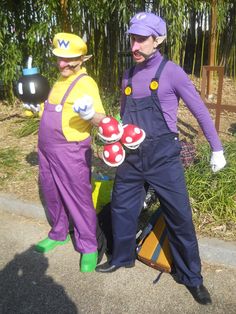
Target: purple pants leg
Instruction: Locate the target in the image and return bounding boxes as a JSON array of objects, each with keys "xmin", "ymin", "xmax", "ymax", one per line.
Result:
[
  {"xmin": 38, "ymin": 147, "xmax": 70, "ymax": 240},
  {"xmin": 38, "ymin": 140, "xmax": 97, "ymax": 253}
]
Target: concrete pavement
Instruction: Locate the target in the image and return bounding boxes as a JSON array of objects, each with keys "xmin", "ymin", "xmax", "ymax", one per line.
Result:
[
  {"xmin": 1, "ymin": 192, "xmax": 236, "ymax": 269},
  {"xmin": 0, "ymin": 193, "xmax": 236, "ymax": 313}
]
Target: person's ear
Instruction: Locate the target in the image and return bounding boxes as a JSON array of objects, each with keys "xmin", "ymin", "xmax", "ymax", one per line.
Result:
[
  {"xmin": 153, "ymin": 39, "xmax": 159, "ymax": 49},
  {"xmin": 155, "ymin": 36, "xmax": 167, "ymax": 47},
  {"xmin": 82, "ymin": 55, "xmax": 93, "ymax": 62}
]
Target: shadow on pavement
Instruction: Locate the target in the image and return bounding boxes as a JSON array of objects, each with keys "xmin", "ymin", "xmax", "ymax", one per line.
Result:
[{"xmin": 0, "ymin": 245, "xmax": 78, "ymax": 314}]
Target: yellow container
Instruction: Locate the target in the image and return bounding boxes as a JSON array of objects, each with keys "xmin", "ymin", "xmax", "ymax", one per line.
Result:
[{"xmin": 92, "ymin": 178, "xmax": 113, "ymax": 213}]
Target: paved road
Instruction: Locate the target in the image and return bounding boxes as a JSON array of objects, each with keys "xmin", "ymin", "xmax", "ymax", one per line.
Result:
[{"xmin": 0, "ymin": 209, "xmax": 236, "ymax": 314}]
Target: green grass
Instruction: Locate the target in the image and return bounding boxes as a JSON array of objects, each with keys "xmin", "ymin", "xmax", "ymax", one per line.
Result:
[
  {"xmin": 100, "ymin": 91, "xmax": 120, "ymax": 117},
  {"xmin": 139, "ymin": 139, "xmax": 236, "ymax": 238},
  {"xmin": 0, "ymin": 147, "xmax": 21, "ymax": 185},
  {"xmin": 16, "ymin": 116, "xmax": 40, "ymax": 138},
  {"xmin": 185, "ymin": 139, "xmax": 236, "ymax": 223}
]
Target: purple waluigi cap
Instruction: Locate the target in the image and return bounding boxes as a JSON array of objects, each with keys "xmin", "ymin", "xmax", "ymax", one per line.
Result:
[{"xmin": 127, "ymin": 12, "xmax": 167, "ymax": 37}]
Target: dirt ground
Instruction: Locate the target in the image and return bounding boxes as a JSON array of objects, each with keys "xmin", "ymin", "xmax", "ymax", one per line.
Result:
[
  {"xmin": 182, "ymin": 76, "xmax": 236, "ymax": 139},
  {"xmin": 0, "ymin": 75, "xmax": 235, "ymax": 238}
]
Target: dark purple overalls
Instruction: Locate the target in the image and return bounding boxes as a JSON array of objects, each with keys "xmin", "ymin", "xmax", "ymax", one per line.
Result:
[
  {"xmin": 111, "ymin": 59, "xmax": 203, "ymax": 286},
  {"xmin": 38, "ymin": 74, "xmax": 97, "ymax": 254}
]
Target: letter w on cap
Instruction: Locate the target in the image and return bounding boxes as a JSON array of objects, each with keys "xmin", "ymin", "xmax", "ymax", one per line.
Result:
[{"xmin": 58, "ymin": 39, "xmax": 70, "ymax": 49}]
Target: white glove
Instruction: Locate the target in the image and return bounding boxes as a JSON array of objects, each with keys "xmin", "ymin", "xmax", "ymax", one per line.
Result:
[
  {"xmin": 72, "ymin": 95, "xmax": 95, "ymax": 120},
  {"xmin": 23, "ymin": 103, "xmax": 40, "ymax": 113},
  {"xmin": 210, "ymin": 150, "xmax": 226, "ymax": 173}
]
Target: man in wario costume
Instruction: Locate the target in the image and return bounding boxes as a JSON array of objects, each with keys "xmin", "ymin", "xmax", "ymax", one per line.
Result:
[
  {"xmin": 96, "ymin": 12, "xmax": 227, "ymax": 304},
  {"xmin": 36, "ymin": 33, "xmax": 105, "ymax": 272}
]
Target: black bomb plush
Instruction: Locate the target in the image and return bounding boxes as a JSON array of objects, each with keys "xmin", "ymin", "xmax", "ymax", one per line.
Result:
[{"xmin": 16, "ymin": 61, "xmax": 50, "ymax": 104}]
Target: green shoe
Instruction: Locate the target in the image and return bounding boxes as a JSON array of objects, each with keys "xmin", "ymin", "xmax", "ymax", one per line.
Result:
[
  {"xmin": 35, "ymin": 235, "xmax": 70, "ymax": 253},
  {"xmin": 80, "ymin": 251, "xmax": 98, "ymax": 273}
]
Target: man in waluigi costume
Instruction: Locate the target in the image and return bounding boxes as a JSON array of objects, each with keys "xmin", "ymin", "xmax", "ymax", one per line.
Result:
[
  {"xmin": 35, "ymin": 33, "xmax": 105, "ymax": 272},
  {"xmin": 96, "ymin": 12, "xmax": 227, "ymax": 305}
]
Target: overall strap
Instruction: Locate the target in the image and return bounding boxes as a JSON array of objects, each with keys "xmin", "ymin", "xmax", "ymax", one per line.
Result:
[
  {"xmin": 122, "ymin": 66, "xmax": 135, "ymax": 102},
  {"xmin": 127, "ymin": 66, "xmax": 135, "ymax": 86},
  {"xmin": 149, "ymin": 57, "xmax": 168, "ymax": 97},
  {"xmin": 60, "ymin": 73, "xmax": 88, "ymax": 106},
  {"xmin": 153, "ymin": 57, "xmax": 168, "ymax": 81},
  {"xmin": 149, "ymin": 57, "xmax": 172, "ymax": 133}
]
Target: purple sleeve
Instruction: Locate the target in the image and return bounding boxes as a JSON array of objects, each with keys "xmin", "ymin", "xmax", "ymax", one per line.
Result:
[{"xmin": 171, "ymin": 64, "xmax": 223, "ymax": 151}]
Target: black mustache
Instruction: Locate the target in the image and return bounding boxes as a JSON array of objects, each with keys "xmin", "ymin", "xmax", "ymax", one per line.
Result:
[
  {"xmin": 132, "ymin": 48, "xmax": 157, "ymax": 59},
  {"xmin": 46, "ymin": 61, "xmax": 78, "ymax": 69},
  {"xmin": 136, "ymin": 51, "xmax": 150, "ymax": 58},
  {"xmin": 67, "ymin": 64, "xmax": 78, "ymax": 69}
]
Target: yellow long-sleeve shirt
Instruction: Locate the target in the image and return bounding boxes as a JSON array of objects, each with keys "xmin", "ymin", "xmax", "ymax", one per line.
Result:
[{"xmin": 40, "ymin": 67, "xmax": 105, "ymax": 141}]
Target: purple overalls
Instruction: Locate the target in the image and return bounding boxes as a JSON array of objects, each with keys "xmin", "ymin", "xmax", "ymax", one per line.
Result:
[
  {"xmin": 111, "ymin": 58, "xmax": 203, "ymax": 286},
  {"xmin": 38, "ymin": 74, "xmax": 97, "ymax": 253}
]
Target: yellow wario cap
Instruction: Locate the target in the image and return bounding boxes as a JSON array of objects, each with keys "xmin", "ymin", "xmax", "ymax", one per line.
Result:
[{"xmin": 52, "ymin": 33, "xmax": 87, "ymax": 58}]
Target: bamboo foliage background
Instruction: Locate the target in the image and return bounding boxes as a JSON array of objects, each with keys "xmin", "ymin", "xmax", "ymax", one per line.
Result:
[{"xmin": 0, "ymin": 0, "xmax": 235, "ymax": 103}]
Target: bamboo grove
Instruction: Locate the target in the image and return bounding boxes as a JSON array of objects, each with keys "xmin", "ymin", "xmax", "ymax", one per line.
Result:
[{"xmin": 0, "ymin": 0, "xmax": 235, "ymax": 103}]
